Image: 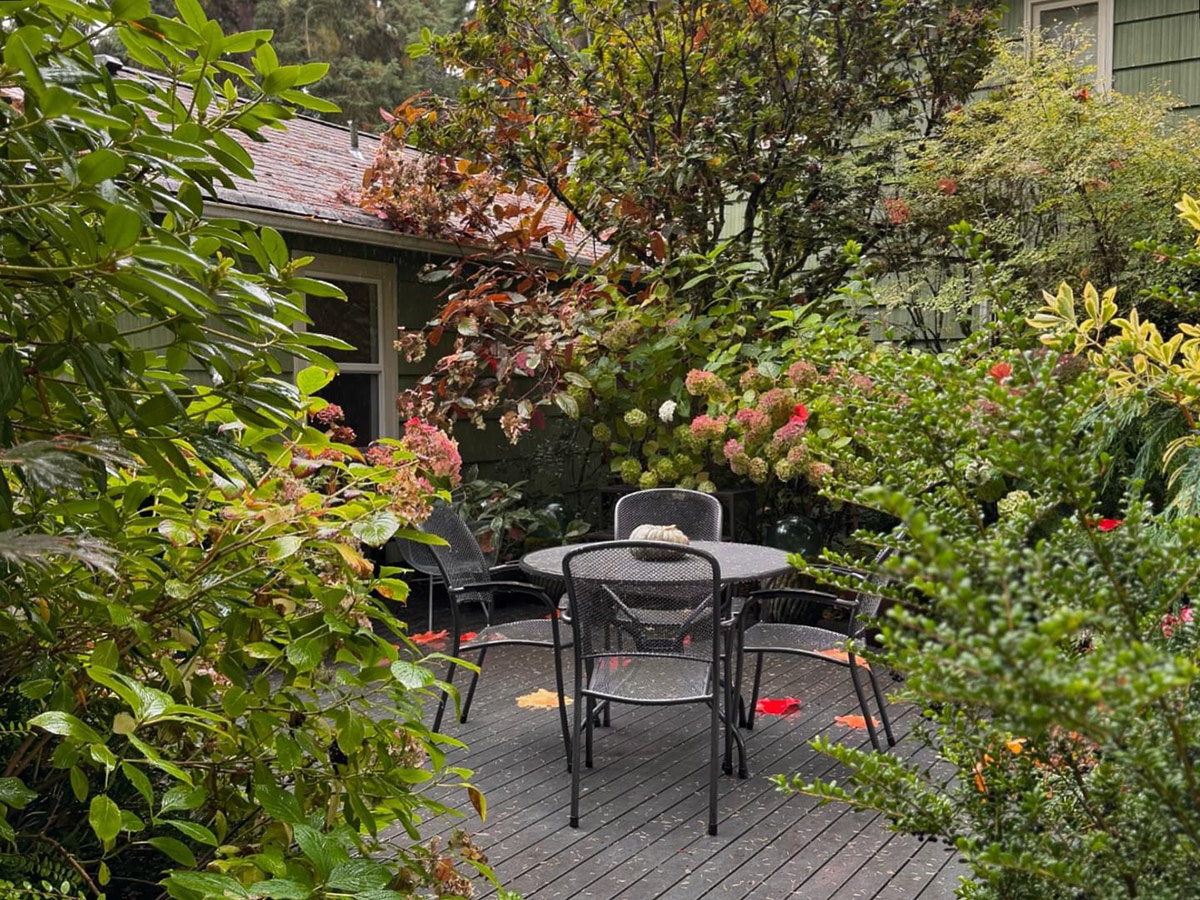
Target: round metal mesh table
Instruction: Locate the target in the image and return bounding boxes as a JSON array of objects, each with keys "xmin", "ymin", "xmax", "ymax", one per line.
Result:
[{"xmin": 520, "ymin": 541, "xmax": 793, "ymax": 585}]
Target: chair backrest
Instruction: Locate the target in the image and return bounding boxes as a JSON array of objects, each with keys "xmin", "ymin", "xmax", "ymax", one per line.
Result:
[
  {"xmin": 396, "ymin": 534, "xmax": 442, "ymax": 579},
  {"xmin": 850, "ymin": 547, "xmax": 894, "ymax": 632},
  {"xmin": 613, "ymin": 489, "xmax": 723, "ymax": 542},
  {"xmin": 418, "ymin": 505, "xmax": 492, "ymax": 604},
  {"xmin": 562, "ymin": 542, "xmax": 722, "ymax": 670}
]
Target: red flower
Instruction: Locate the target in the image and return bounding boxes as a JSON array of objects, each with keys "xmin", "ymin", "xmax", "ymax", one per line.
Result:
[
  {"xmin": 989, "ymin": 362, "xmax": 1012, "ymax": 382},
  {"xmin": 1181, "ymin": 607, "xmax": 1194, "ymax": 624},
  {"xmin": 788, "ymin": 402, "xmax": 810, "ymax": 426},
  {"xmin": 1097, "ymin": 519, "xmax": 1123, "ymax": 532}
]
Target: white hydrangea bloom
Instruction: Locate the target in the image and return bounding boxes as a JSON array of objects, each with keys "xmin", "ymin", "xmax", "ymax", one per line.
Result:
[{"xmin": 658, "ymin": 399, "xmax": 677, "ymax": 423}]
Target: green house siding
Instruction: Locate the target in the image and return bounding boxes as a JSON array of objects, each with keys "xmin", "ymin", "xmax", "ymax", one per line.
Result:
[
  {"xmin": 1113, "ymin": 0, "xmax": 1200, "ymax": 112},
  {"xmin": 1005, "ymin": 1, "xmax": 1200, "ymax": 112}
]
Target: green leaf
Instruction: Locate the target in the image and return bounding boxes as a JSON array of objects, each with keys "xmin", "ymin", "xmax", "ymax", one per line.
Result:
[
  {"xmin": 266, "ymin": 534, "xmax": 303, "ymax": 562},
  {"xmin": 295, "ymin": 365, "xmax": 334, "ymax": 396},
  {"xmin": 161, "ymin": 783, "xmax": 207, "ymax": 813},
  {"xmin": 29, "ymin": 710, "xmax": 103, "ymax": 744},
  {"xmin": 255, "ymin": 781, "xmax": 303, "ymax": 825},
  {"xmin": 166, "ymin": 818, "xmax": 218, "ymax": 845},
  {"xmin": 327, "ymin": 860, "xmax": 390, "ymax": 892},
  {"xmin": 248, "ymin": 880, "xmax": 313, "ymax": 899},
  {"xmin": 390, "ymin": 659, "xmax": 434, "ymax": 690},
  {"xmin": 0, "ymin": 346, "xmax": 24, "ymax": 418},
  {"xmin": 285, "ymin": 636, "xmax": 324, "ymax": 672},
  {"xmin": 78, "ymin": 148, "xmax": 125, "ymax": 185},
  {"xmin": 149, "ymin": 835, "xmax": 197, "ymax": 867},
  {"xmin": 0, "ymin": 777, "xmax": 36, "ymax": 809},
  {"xmin": 164, "ymin": 871, "xmax": 250, "ymax": 898},
  {"xmin": 122, "ymin": 761, "xmax": 153, "ymax": 807},
  {"xmin": 351, "ymin": 511, "xmax": 401, "ymax": 547},
  {"xmin": 69, "ymin": 766, "xmax": 88, "ymax": 802},
  {"xmin": 89, "ymin": 794, "xmax": 122, "ymax": 842},
  {"xmin": 104, "ymin": 204, "xmax": 142, "ymax": 251}
]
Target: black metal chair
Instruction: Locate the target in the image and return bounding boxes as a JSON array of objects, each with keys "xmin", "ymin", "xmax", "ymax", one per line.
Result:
[
  {"xmin": 405, "ymin": 505, "xmax": 571, "ymax": 766},
  {"xmin": 563, "ymin": 541, "xmax": 739, "ymax": 836},
  {"xmin": 735, "ymin": 550, "xmax": 897, "ymax": 752},
  {"xmin": 614, "ymin": 488, "xmax": 724, "ymax": 541}
]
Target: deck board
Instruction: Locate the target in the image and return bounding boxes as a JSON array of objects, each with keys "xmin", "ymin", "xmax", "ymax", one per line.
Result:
[{"xmin": 398, "ymin": 600, "xmax": 960, "ymax": 900}]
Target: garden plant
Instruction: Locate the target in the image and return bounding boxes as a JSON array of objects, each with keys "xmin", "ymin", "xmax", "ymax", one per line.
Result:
[{"xmin": 0, "ymin": 3, "xmax": 492, "ymax": 898}]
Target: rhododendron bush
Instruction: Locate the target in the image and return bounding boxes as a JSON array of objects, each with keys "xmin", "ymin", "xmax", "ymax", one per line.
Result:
[
  {"xmin": 0, "ymin": 6, "xmax": 497, "ymax": 898},
  {"xmin": 757, "ymin": 317, "xmax": 1200, "ymax": 896}
]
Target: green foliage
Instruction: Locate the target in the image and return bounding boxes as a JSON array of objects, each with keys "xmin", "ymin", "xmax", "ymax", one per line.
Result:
[
  {"xmin": 0, "ymin": 4, "xmax": 496, "ymax": 898},
  {"xmin": 370, "ymin": 0, "xmax": 999, "ymax": 453},
  {"xmin": 874, "ymin": 41, "xmax": 1200, "ymax": 342},
  {"xmin": 754, "ymin": 318, "xmax": 1200, "ymax": 897}
]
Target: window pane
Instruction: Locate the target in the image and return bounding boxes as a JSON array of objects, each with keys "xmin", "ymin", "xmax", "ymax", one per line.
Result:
[
  {"xmin": 306, "ymin": 279, "xmax": 378, "ymax": 365},
  {"xmin": 317, "ymin": 372, "xmax": 379, "ymax": 445},
  {"xmin": 1036, "ymin": 3, "xmax": 1099, "ymax": 70}
]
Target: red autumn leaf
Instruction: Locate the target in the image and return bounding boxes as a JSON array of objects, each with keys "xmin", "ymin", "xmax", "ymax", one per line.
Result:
[
  {"xmin": 649, "ymin": 232, "xmax": 667, "ymax": 261},
  {"xmin": 756, "ymin": 697, "xmax": 802, "ymax": 716},
  {"xmin": 460, "ymin": 631, "xmax": 478, "ymax": 642},
  {"xmin": 411, "ymin": 629, "xmax": 449, "ymax": 647},
  {"xmin": 1097, "ymin": 518, "xmax": 1123, "ymax": 532},
  {"xmin": 989, "ymin": 362, "xmax": 1012, "ymax": 382}
]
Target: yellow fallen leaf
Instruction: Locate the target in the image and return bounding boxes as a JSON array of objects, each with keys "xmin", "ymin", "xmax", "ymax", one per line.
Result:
[{"xmin": 516, "ymin": 688, "xmax": 572, "ymax": 709}]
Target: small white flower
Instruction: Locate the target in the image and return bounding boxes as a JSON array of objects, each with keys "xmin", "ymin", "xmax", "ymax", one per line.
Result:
[{"xmin": 658, "ymin": 400, "xmax": 677, "ymax": 423}]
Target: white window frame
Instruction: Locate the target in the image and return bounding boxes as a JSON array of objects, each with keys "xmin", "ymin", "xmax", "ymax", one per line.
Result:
[
  {"xmin": 1025, "ymin": 0, "xmax": 1114, "ymax": 88},
  {"xmin": 298, "ymin": 254, "xmax": 399, "ymax": 440}
]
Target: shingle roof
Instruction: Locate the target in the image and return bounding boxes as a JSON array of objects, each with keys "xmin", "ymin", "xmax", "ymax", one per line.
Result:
[{"xmin": 217, "ymin": 111, "xmax": 602, "ymax": 262}]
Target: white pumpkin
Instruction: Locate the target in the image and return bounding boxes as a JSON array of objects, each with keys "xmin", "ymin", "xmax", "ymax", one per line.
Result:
[
  {"xmin": 629, "ymin": 523, "xmax": 690, "ymax": 545},
  {"xmin": 629, "ymin": 523, "xmax": 690, "ymax": 559}
]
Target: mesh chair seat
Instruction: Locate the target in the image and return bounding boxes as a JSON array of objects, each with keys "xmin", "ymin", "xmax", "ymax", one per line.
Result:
[
  {"xmin": 462, "ymin": 618, "xmax": 574, "ymax": 648},
  {"xmin": 742, "ymin": 622, "xmax": 848, "ymax": 657},
  {"xmin": 587, "ymin": 656, "xmax": 714, "ymax": 703}
]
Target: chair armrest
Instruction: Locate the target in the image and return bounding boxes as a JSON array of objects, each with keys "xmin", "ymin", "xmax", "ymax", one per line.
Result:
[
  {"xmin": 744, "ymin": 588, "xmax": 859, "ymax": 615},
  {"xmin": 452, "ymin": 580, "xmax": 556, "ymax": 612},
  {"xmin": 488, "ymin": 560, "xmax": 525, "ymax": 576}
]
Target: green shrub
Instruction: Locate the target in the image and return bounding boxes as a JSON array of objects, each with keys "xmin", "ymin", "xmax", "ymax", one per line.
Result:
[{"xmin": 0, "ymin": 4, "xmax": 493, "ymax": 898}]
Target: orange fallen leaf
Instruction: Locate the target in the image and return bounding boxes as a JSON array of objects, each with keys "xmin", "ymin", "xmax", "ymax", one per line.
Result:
[
  {"xmin": 516, "ymin": 688, "xmax": 572, "ymax": 709},
  {"xmin": 756, "ymin": 697, "xmax": 802, "ymax": 716},
  {"xmin": 834, "ymin": 714, "xmax": 881, "ymax": 730},
  {"xmin": 1005, "ymin": 737, "xmax": 1026, "ymax": 755},
  {"xmin": 816, "ymin": 649, "xmax": 871, "ymax": 669}
]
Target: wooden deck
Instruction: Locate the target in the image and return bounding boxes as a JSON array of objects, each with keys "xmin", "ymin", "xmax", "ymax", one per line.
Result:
[{"xmin": 411, "ymin": 602, "xmax": 962, "ymax": 900}]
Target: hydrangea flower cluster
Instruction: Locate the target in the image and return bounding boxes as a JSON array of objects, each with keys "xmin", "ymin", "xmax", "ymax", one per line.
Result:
[{"xmin": 401, "ymin": 417, "xmax": 463, "ymax": 484}]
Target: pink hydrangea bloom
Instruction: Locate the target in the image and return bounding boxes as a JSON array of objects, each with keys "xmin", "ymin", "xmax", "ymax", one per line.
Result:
[
  {"xmin": 757, "ymin": 388, "xmax": 794, "ymax": 424},
  {"xmin": 690, "ymin": 414, "xmax": 729, "ymax": 441},
  {"xmin": 787, "ymin": 360, "xmax": 819, "ymax": 387},
  {"xmin": 723, "ymin": 438, "xmax": 745, "ymax": 461},
  {"xmin": 402, "ymin": 418, "xmax": 462, "ymax": 485}
]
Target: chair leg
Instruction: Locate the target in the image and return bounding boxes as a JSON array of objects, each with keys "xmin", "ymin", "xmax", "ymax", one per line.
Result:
[
  {"xmin": 746, "ymin": 652, "xmax": 764, "ymax": 730},
  {"xmin": 569, "ymin": 683, "xmax": 583, "ymax": 828},
  {"xmin": 585, "ymin": 696, "xmax": 595, "ymax": 769},
  {"xmin": 847, "ymin": 652, "xmax": 881, "ymax": 752},
  {"xmin": 708, "ymin": 684, "xmax": 719, "ymax": 836},
  {"xmin": 868, "ymin": 666, "xmax": 896, "ymax": 747},
  {"xmin": 734, "ymin": 631, "xmax": 747, "ymax": 728},
  {"xmin": 552, "ymin": 646, "xmax": 572, "ymax": 771},
  {"xmin": 722, "ymin": 645, "xmax": 733, "ymax": 776},
  {"xmin": 432, "ymin": 660, "xmax": 457, "ymax": 734},
  {"xmin": 460, "ymin": 646, "xmax": 487, "ymax": 723}
]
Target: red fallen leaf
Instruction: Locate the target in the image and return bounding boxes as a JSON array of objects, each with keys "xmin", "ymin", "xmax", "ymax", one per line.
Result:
[
  {"xmin": 411, "ymin": 629, "xmax": 449, "ymax": 647},
  {"xmin": 834, "ymin": 714, "xmax": 881, "ymax": 730},
  {"xmin": 756, "ymin": 697, "xmax": 802, "ymax": 716},
  {"xmin": 543, "ymin": 609, "xmax": 563, "ymax": 620},
  {"xmin": 1097, "ymin": 518, "xmax": 1123, "ymax": 532},
  {"xmin": 460, "ymin": 631, "xmax": 478, "ymax": 643},
  {"xmin": 816, "ymin": 649, "xmax": 871, "ymax": 669},
  {"xmin": 606, "ymin": 657, "xmax": 634, "ymax": 669}
]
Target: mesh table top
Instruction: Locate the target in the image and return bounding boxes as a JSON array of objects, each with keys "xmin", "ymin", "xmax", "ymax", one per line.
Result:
[{"xmin": 519, "ymin": 540, "xmax": 793, "ymax": 584}]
